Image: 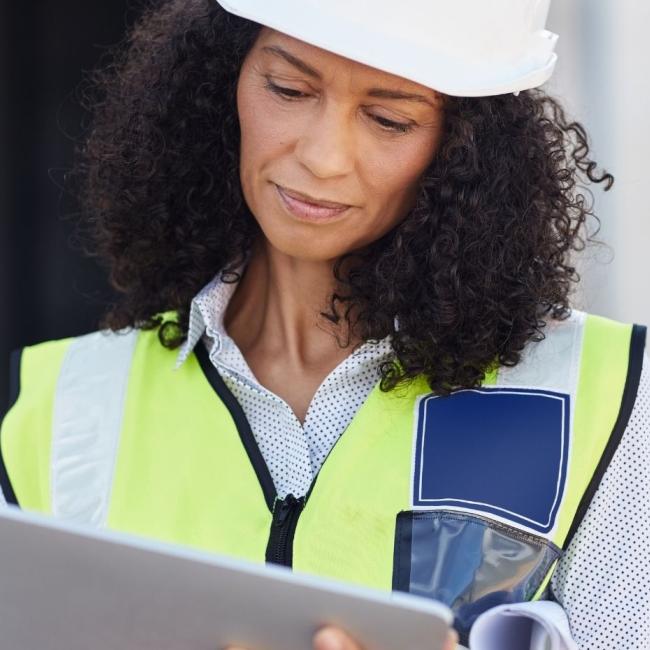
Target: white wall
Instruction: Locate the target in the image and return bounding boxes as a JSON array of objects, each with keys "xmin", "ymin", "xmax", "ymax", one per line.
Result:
[{"xmin": 546, "ymin": 0, "xmax": 650, "ymax": 325}]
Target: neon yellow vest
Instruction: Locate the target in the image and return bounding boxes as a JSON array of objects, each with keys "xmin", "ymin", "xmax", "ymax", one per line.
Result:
[{"xmin": 0, "ymin": 310, "xmax": 646, "ymax": 642}]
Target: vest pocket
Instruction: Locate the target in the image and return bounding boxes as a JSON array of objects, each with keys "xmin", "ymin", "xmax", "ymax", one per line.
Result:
[{"xmin": 392, "ymin": 510, "xmax": 562, "ymax": 644}]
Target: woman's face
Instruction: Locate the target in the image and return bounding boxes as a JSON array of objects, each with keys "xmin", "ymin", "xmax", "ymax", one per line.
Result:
[{"xmin": 236, "ymin": 28, "xmax": 445, "ymax": 262}]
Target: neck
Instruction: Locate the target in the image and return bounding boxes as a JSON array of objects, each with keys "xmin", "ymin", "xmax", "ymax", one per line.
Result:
[{"xmin": 224, "ymin": 238, "xmax": 360, "ymax": 371}]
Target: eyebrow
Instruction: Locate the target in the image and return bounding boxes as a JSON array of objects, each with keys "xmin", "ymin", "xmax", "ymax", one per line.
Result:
[
  {"xmin": 366, "ymin": 88, "xmax": 432, "ymax": 104},
  {"xmin": 262, "ymin": 45, "xmax": 322, "ymax": 80},
  {"xmin": 261, "ymin": 45, "xmax": 434, "ymax": 105}
]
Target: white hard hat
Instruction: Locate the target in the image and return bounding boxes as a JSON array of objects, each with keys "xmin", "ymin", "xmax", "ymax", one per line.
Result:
[{"xmin": 215, "ymin": 0, "xmax": 558, "ymax": 97}]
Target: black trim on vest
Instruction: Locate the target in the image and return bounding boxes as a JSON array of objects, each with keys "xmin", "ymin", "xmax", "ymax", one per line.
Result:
[
  {"xmin": 194, "ymin": 341, "xmax": 306, "ymax": 566},
  {"xmin": 0, "ymin": 349, "xmax": 23, "ymax": 506},
  {"xmin": 563, "ymin": 324, "xmax": 647, "ymax": 550},
  {"xmin": 194, "ymin": 340, "xmax": 277, "ymax": 512}
]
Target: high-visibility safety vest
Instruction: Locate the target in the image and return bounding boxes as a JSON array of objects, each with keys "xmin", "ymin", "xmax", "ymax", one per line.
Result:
[{"xmin": 0, "ymin": 310, "xmax": 646, "ymax": 643}]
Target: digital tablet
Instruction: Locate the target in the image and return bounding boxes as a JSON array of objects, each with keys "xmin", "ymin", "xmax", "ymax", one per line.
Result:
[{"xmin": 0, "ymin": 506, "xmax": 453, "ymax": 650}]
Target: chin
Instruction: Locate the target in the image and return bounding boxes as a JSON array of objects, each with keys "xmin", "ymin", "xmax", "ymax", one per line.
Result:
[
  {"xmin": 275, "ymin": 239, "xmax": 345, "ymax": 262},
  {"xmin": 262, "ymin": 228, "xmax": 351, "ymax": 263}
]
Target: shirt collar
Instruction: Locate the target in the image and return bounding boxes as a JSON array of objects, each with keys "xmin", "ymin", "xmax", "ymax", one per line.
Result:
[{"xmin": 175, "ymin": 269, "xmax": 243, "ymax": 369}]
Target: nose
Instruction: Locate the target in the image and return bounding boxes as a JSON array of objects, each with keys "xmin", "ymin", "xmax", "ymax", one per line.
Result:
[{"xmin": 294, "ymin": 101, "xmax": 356, "ymax": 179}]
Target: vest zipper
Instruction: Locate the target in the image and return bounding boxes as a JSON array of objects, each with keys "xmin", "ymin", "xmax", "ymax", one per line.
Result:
[
  {"xmin": 265, "ymin": 493, "xmax": 305, "ymax": 566},
  {"xmin": 264, "ymin": 425, "xmax": 350, "ymax": 567},
  {"xmin": 264, "ymin": 449, "xmax": 338, "ymax": 567}
]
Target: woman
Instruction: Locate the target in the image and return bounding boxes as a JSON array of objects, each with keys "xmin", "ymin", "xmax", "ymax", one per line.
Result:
[{"xmin": 1, "ymin": 1, "xmax": 648, "ymax": 649}]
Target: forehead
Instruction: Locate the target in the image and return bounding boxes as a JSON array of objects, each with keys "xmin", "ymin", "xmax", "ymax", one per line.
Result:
[{"xmin": 252, "ymin": 27, "xmax": 441, "ymax": 100}]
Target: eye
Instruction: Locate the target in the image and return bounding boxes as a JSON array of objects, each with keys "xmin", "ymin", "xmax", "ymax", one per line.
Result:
[
  {"xmin": 264, "ymin": 79, "xmax": 310, "ymax": 100},
  {"xmin": 264, "ymin": 77, "xmax": 415, "ymax": 135},
  {"xmin": 370, "ymin": 114, "xmax": 415, "ymax": 134}
]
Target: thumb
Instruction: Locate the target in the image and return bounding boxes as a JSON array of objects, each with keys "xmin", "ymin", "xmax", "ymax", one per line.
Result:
[
  {"xmin": 313, "ymin": 625, "xmax": 361, "ymax": 650},
  {"xmin": 445, "ymin": 629, "xmax": 460, "ymax": 650}
]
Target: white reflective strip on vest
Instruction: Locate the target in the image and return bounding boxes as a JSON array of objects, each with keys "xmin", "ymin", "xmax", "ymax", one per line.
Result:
[
  {"xmin": 51, "ymin": 329, "xmax": 138, "ymax": 527},
  {"xmin": 496, "ymin": 309, "xmax": 586, "ymax": 397}
]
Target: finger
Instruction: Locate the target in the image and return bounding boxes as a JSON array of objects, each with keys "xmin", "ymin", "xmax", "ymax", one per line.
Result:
[
  {"xmin": 313, "ymin": 625, "xmax": 361, "ymax": 650},
  {"xmin": 444, "ymin": 629, "xmax": 459, "ymax": 650}
]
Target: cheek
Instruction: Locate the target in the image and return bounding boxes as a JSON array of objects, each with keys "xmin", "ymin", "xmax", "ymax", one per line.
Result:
[
  {"xmin": 325, "ymin": 145, "xmax": 436, "ymax": 256},
  {"xmin": 359, "ymin": 133, "xmax": 440, "ymax": 228},
  {"xmin": 237, "ymin": 85, "xmax": 285, "ymax": 186}
]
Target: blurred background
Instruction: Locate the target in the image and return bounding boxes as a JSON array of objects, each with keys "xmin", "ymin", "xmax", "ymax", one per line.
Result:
[
  {"xmin": 1, "ymin": 0, "xmax": 649, "ymax": 413},
  {"xmin": 547, "ymin": 1, "xmax": 650, "ymax": 328}
]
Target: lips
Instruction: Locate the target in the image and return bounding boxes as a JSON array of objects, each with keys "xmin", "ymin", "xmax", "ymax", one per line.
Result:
[
  {"xmin": 275, "ymin": 184, "xmax": 352, "ymax": 223},
  {"xmin": 277, "ymin": 185, "xmax": 351, "ymax": 210}
]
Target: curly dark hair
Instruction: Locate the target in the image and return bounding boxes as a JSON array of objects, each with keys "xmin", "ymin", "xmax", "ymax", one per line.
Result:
[{"xmin": 69, "ymin": 0, "xmax": 613, "ymax": 395}]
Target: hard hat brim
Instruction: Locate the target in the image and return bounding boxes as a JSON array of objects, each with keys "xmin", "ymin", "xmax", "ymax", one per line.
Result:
[{"xmin": 216, "ymin": 0, "xmax": 558, "ymax": 97}]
